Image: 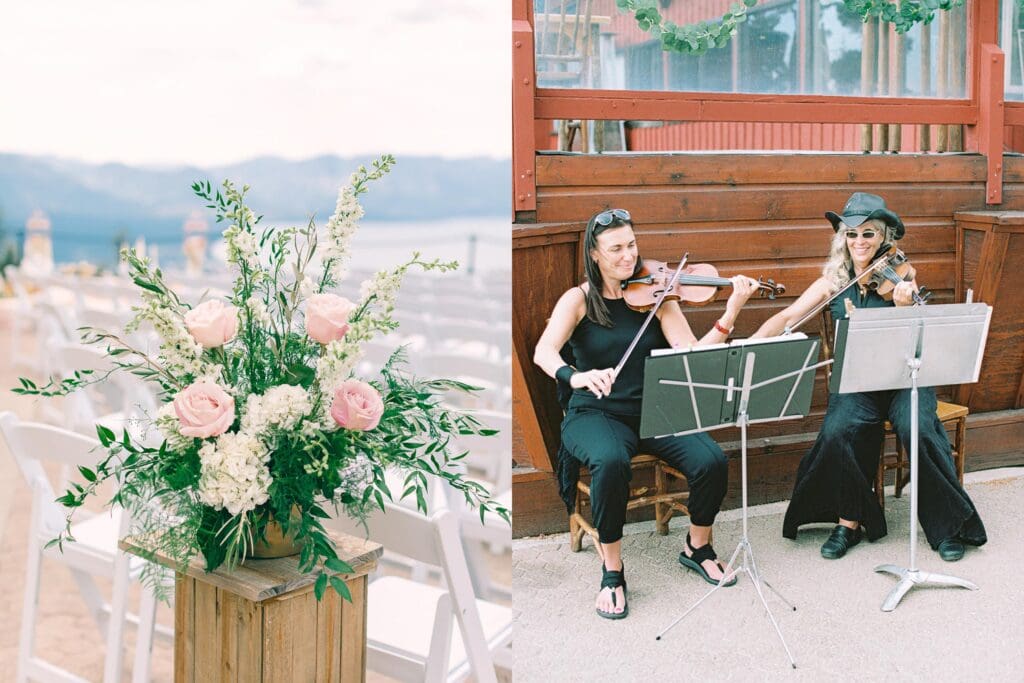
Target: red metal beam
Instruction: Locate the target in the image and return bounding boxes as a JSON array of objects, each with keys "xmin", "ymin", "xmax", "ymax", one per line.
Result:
[
  {"xmin": 535, "ymin": 88, "xmax": 978, "ymax": 125},
  {"xmin": 512, "ymin": 0, "xmax": 537, "ymax": 217},
  {"xmin": 979, "ymin": 43, "xmax": 1005, "ymax": 205}
]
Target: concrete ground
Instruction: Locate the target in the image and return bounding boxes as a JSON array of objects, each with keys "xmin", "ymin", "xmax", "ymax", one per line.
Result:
[{"xmin": 513, "ymin": 467, "xmax": 1024, "ymax": 681}]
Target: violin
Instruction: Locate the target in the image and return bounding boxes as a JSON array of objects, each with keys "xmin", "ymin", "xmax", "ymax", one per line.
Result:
[
  {"xmin": 620, "ymin": 258, "xmax": 785, "ymax": 312},
  {"xmin": 786, "ymin": 245, "xmax": 931, "ymax": 334},
  {"xmin": 862, "ymin": 246, "xmax": 930, "ymax": 306}
]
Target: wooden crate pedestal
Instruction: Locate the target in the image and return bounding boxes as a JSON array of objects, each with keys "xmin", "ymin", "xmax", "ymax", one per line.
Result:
[{"xmin": 122, "ymin": 532, "xmax": 382, "ymax": 682}]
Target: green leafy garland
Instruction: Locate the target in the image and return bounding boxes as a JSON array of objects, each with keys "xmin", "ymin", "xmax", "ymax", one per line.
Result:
[{"xmin": 617, "ymin": 0, "xmax": 965, "ymax": 56}]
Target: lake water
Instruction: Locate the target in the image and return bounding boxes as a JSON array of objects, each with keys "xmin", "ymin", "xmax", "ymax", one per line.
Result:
[{"xmin": 47, "ymin": 215, "xmax": 511, "ymax": 276}]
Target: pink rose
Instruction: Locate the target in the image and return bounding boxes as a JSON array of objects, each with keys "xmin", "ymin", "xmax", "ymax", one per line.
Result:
[
  {"xmin": 184, "ymin": 300, "xmax": 238, "ymax": 348},
  {"xmin": 173, "ymin": 381, "xmax": 235, "ymax": 438},
  {"xmin": 305, "ymin": 293, "xmax": 355, "ymax": 344},
  {"xmin": 330, "ymin": 380, "xmax": 384, "ymax": 431}
]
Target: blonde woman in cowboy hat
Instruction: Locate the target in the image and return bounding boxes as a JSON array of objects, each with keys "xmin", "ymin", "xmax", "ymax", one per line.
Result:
[{"xmin": 751, "ymin": 193, "xmax": 987, "ymax": 562}]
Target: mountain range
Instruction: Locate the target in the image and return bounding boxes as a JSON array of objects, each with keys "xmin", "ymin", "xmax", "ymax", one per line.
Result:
[{"xmin": 0, "ymin": 153, "xmax": 511, "ymax": 243}]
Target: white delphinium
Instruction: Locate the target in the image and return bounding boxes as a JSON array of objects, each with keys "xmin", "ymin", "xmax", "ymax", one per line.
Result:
[
  {"xmin": 197, "ymin": 432, "xmax": 273, "ymax": 516},
  {"xmin": 129, "ymin": 298, "xmax": 208, "ymax": 378},
  {"xmin": 154, "ymin": 403, "xmax": 195, "ymax": 452},
  {"xmin": 359, "ymin": 268, "xmax": 404, "ymax": 316},
  {"xmin": 321, "ymin": 178, "xmax": 365, "ymax": 281},
  {"xmin": 242, "ymin": 384, "xmax": 312, "ymax": 436}
]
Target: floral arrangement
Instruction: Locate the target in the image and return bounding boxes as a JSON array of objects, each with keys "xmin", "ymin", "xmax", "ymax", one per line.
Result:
[{"xmin": 15, "ymin": 156, "xmax": 509, "ymax": 601}]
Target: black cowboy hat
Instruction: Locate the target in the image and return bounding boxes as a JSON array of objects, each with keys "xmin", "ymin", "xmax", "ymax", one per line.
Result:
[{"xmin": 825, "ymin": 192, "xmax": 905, "ymax": 240}]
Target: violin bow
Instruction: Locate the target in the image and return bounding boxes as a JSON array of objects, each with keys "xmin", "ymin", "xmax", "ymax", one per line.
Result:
[
  {"xmin": 785, "ymin": 250, "xmax": 916, "ymax": 335},
  {"xmin": 613, "ymin": 253, "xmax": 689, "ymax": 378}
]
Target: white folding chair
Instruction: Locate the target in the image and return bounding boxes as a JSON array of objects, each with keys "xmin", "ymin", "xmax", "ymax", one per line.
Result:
[
  {"xmin": 52, "ymin": 343, "xmax": 159, "ymax": 443},
  {"xmin": 327, "ymin": 502, "xmax": 513, "ymax": 683},
  {"xmin": 423, "ymin": 352, "xmax": 511, "ymax": 411},
  {"xmin": 4, "ymin": 265, "xmax": 41, "ymax": 371},
  {"xmin": 439, "ymin": 409, "xmax": 512, "ymax": 600},
  {"xmin": 0, "ymin": 412, "xmax": 160, "ymax": 683},
  {"xmin": 450, "ymin": 409, "xmax": 511, "ymax": 491}
]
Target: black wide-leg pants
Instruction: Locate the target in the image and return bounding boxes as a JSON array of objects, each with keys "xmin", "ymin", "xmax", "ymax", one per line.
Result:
[
  {"xmin": 782, "ymin": 388, "xmax": 987, "ymax": 549},
  {"xmin": 561, "ymin": 407, "xmax": 728, "ymax": 544}
]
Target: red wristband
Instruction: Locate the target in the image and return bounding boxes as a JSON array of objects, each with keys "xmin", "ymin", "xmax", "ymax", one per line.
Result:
[{"xmin": 714, "ymin": 319, "xmax": 733, "ymax": 335}]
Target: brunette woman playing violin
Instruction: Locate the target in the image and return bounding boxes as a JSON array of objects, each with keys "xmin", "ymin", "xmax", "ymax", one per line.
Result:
[
  {"xmin": 533, "ymin": 208, "xmax": 760, "ymax": 619},
  {"xmin": 751, "ymin": 193, "xmax": 986, "ymax": 562}
]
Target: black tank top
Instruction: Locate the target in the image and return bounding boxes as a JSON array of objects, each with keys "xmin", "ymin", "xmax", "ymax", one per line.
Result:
[{"xmin": 568, "ymin": 295, "xmax": 668, "ymax": 415}]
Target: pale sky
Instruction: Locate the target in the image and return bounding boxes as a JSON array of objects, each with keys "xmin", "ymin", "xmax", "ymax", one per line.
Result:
[{"xmin": 0, "ymin": 0, "xmax": 511, "ymax": 166}]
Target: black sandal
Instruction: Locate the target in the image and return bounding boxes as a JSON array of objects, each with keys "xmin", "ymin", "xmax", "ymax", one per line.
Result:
[
  {"xmin": 596, "ymin": 563, "xmax": 628, "ymax": 620},
  {"xmin": 678, "ymin": 532, "xmax": 737, "ymax": 587}
]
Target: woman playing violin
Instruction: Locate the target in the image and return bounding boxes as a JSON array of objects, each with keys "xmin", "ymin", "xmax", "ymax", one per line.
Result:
[
  {"xmin": 533, "ymin": 208, "xmax": 760, "ymax": 619},
  {"xmin": 751, "ymin": 192, "xmax": 986, "ymax": 561}
]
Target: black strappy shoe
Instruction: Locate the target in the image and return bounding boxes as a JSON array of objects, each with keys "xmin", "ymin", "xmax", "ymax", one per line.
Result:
[
  {"xmin": 678, "ymin": 532, "xmax": 737, "ymax": 587},
  {"xmin": 596, "ymin": 562, "xmax": 628, "ymax": 620}
]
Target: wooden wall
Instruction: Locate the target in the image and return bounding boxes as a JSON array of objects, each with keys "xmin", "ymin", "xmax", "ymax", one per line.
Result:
[{"xmin": 512, "ymin": 152, "xmax": 1024, "ymax": 537}]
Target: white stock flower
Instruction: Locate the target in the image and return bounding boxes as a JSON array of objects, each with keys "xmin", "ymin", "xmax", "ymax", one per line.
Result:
[
  {"xmin": 241, "ymin": 385, "xmax": 312, "ymax": 436},
  {"xmin": 197, "ymin": 432, "xmax": 272, "ymax": 516},
  {"xmin": 298, "ymin": 276, "xmax": 317, "ymax": 299},
  {"xmin": 222, "ymin": 223, "xmax": 260, "ymax": 272},
  {"xmin": 247, "ymin": 296, "xmax": 273, "ymax": 327},
  {"xmin": 131, "ymin": 298, "xmax": 208, "ymax": 378}
]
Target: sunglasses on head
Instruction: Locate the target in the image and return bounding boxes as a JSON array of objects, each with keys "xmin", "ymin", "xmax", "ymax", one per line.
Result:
[
  {"xmin": 844, "ymin": 229, "xmax": 879, "ymax": 240},
  {"xmin": 593, "ymin": 208, "xmax": 631, "ymax": 227}
]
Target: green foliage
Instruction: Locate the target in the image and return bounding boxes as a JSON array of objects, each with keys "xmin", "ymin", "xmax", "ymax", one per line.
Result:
[
  {"xmin": 617, "ymin": 0, "xmax": 755, "ymax": 55},
  {"xmin": 842, "ymin": 1, "xmax": 964, "ymax": 34},
  {"xmin": 620, "ymin": 0, "xmax": 965, "ymax": 55}
]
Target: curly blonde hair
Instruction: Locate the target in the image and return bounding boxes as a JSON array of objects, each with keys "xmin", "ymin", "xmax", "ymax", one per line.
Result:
[{"xmin": 821, "ymin": 218, "xmax": 896, "ymax": 292}]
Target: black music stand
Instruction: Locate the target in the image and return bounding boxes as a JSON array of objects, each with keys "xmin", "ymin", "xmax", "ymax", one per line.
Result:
[
  {"xmin": 831, "ymin": 303, "xmax": 991, "ymax": 611},
  {"xmin": 643, "ymin": 334, "xmax": 830, "ymax": 668}
]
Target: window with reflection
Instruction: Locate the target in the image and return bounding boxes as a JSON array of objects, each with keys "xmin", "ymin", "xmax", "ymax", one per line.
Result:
[{"xmin": 533, "ymin": 0, "xmax": 967, "ymax": 99}]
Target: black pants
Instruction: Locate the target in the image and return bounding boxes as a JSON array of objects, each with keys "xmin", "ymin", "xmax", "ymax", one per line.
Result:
[
  {"xmin": 782, "ymin": 388, "xmax": 987, "ymax": 549},
  {"xmin": 561, "ymin": 407, "xmax": 728, "ymax": 544}
]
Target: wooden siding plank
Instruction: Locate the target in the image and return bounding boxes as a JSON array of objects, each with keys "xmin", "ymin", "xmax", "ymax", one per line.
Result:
[
  {"xmin": 174, "ymin": 574, "xmax": 195, "ymax": 683},
  {"xmin": 534, "ymin": 90, "xmax": 977, "ymax": 125},
  {"xmin": 536, "ymin": 153, "xmax": 990, "ymax": 187},
  {"xmin": 339, "ymin": 576, "xmax": 367, "ymax": 683},
  {"xmin": 536, "ymin": 185, "xmax": 988, "ymax": 224}
]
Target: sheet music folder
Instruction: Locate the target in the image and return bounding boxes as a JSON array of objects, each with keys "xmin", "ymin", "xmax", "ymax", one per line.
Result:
[
  {"xmin": 639, "ymin": 334, "xmax": 821, "ymax": 439},
  {"xmin": 830, "ymin": 303, "xmax": 992, "ymax": 394}
]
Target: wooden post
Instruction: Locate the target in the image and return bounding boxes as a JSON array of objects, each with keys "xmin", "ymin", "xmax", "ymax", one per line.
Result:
[
  {"xmin": 920, "ymin": 21, "xmax": 932, "ymax": 151},
  {"xmin": 949, "ymin": 5, "xmax": 966, "ymax": 151},
  {"xmin": 123, "ymin": 532, "xmax": 382, "ymax": 683},
  {"xmin": 876, "ymin": 19, "xmax": 890, "ymax": 152},
  {"xmin": 890, "ymin": 27, "xmax": 905, "ymax": 152},
  {"xmin": 978, "ymin": 43, "xmax": 1006, "ymax": 204},
  {"xmin": 860, "ymin": 17, "xmax": 876, "ymax": 152},
  {"xmin": 513, "ymin": 0, "xmax": 538, "ymax": 219},
  {"xmin": 937, "ymin": 10, "xmax": 950, "ymax": 151}
]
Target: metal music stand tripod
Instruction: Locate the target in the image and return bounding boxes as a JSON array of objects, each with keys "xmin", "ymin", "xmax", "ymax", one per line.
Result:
[
  {"xmin": 640, "ymin": 335, "xmax": 830, "ymax": 668},
  {"xmin": 830, "ymin": 303, "xmax": 991, "ymax": 611}
]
